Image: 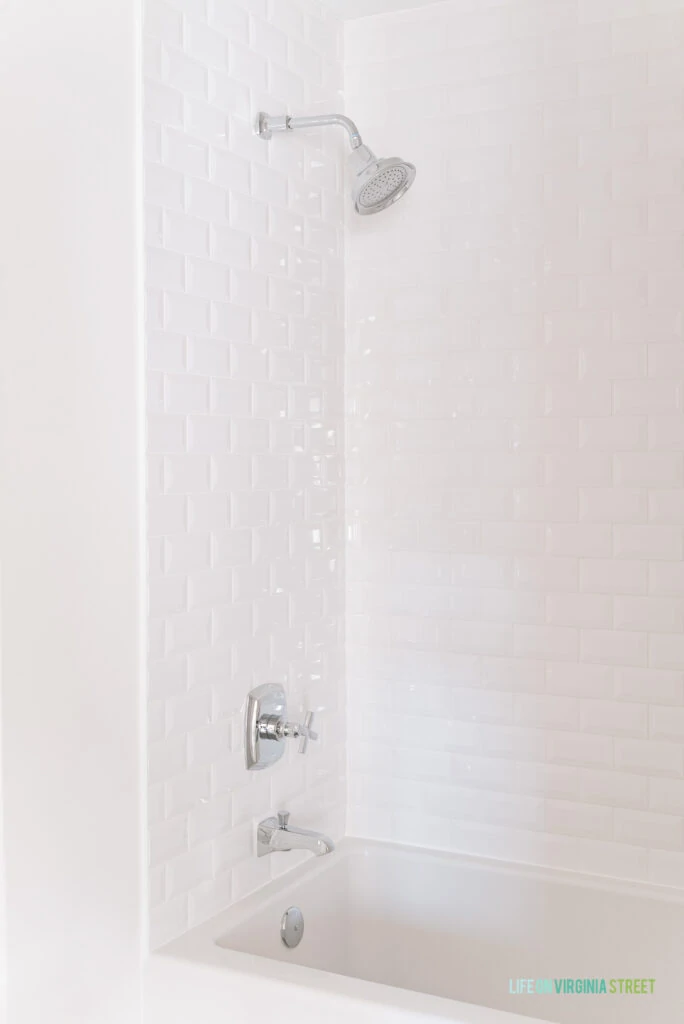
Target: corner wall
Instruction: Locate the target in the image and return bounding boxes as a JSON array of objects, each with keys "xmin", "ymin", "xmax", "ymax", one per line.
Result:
[
  {"xmin": 144, "ymin": 0, "xmax": 346, "ymax": 947},
  {"xmin": 0, "ymin": 0, "xmax": 145, "ymax": 1019},
  {"xmin": 346, "ymin": 0, "xmax": 684, "ymax": 887}
]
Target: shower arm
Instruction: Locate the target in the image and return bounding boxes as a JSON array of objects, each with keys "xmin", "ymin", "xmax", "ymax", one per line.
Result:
[{"xmin": 255, "ymin": 111, "xmax": 363, "ymax": 150}]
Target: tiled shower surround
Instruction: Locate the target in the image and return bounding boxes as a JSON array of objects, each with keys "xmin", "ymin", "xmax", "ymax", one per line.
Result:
[
  {"xmin": 146, "ymin": 0, "xmax": 684, "ymax": 947},
  {"xmin": 144, "ymin": 0, "xmax": 346, "ymax": 947},
  {"xmin": 346, "ymin": 1, "xmax": 684, "ymax": 887}
]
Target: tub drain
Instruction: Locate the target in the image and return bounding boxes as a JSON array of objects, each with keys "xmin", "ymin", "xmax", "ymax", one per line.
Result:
[{"xmin": 281, "ymin": 905, "xmax": 304, "ymax": 948}]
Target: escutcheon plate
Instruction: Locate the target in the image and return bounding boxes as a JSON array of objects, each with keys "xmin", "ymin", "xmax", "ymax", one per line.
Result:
[{"xmin": 245, "ymin": 683, "xmax": 287, "ymax": 771}]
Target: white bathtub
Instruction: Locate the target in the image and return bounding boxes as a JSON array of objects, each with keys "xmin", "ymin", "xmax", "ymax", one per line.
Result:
[{"xmin": 145, "ymin": 839, "xmax": 684, "ymax": 1024}]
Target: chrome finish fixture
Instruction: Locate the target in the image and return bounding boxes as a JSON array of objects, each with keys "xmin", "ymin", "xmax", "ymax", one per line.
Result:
[
  {"xmin": 255, "ymin": 111, "xmax": 362, "ymax": 149},
  {"xmin": 245, "ymin": 683, "xmax": 318, "ymax": 771},
  {"xmin": 281, "ymin": 906, "xmax": 305, "ymax": 949},
  {"xmin": 255, "ymin": 110, "xmax": 415, "ymax": 215},
  {"xmin": 257, "ymin": 810, "xmax": 335, "ymax": 858},
  {"xmin": 349, "ymin": 146, "xmax": 416, "ymax": 216},
  {"xmin": 255, "ymin": 111, "xmax": 273, "ymax": 140}
]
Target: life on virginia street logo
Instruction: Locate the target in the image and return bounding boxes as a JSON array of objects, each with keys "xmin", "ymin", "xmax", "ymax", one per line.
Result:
[{"xmin": 508, "ymin": 977, "xmax": 656, "ymax": 996}]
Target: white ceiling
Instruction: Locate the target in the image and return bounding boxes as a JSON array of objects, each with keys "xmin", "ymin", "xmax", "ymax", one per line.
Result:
[{"xmin": 320, "ymin": 0, "xmax": 444, "ymax": 18}]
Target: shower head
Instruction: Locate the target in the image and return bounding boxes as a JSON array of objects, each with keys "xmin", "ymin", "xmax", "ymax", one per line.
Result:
[
  {"xmin": 255, "ymin": 111, "xmax": 416, "ymax": 216},
  {"xmin": 348, "ymin": 144, "xmax": 416, "ymax": 216}
]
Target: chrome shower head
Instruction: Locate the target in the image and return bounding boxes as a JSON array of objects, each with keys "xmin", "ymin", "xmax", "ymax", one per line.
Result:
[
  {"xmin": 348, "ymin": 145, "xmax": 416, "ymax": 216},
  {"xmin": 255, "ymin": 111, "xmax": 416, "ymax": 216}
]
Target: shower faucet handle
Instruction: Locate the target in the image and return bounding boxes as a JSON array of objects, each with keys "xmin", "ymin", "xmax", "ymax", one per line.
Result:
[
  {"xmin": 297, "ymin": 711, "xmax": 317, "ymax": 755},
  {"xmin": 245, "ymin": 684, "xmax": 320, "ymax": 771},
  {"xmin": 277, "ymin": 811, "xmax": 290, "ymax": 829},
  {"xmin": 256, "ymin": 709, "xmax": 318, "ymax": 752}
]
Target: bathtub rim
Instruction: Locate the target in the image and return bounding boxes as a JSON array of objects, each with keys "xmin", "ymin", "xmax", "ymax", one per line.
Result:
[{"xmin": 150, "ymin": 836, "xmax": 684, "ymax": 1024}]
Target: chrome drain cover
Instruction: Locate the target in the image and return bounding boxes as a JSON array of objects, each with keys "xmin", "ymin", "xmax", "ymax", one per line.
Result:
[{"xmin": 281, "ymin": 906, "xmax": 304, "ymax": 948}]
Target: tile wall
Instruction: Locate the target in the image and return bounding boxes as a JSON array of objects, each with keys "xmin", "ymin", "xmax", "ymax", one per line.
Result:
[
  {"xmin": 346, "ymin": 0, "xmax": 684, "ymax": 888},
  {"xmin": 144, "ymin": 0, "xmax": 346, "ymax": 947}
]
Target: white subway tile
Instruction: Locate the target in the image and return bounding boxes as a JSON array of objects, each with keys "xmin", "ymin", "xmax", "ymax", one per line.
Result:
[
  {"xmin": 546, "ymin": 523, "xmax": 612, "ymax": 558},
  {"xmin": 612, "ymin": 11, "xmax": 684, "ymax": 53},
  {"xmin": 579, "ymin": 54, "xmax": 648, "ymax": 97},
  {"xmin": 613, "ymin": 307, "xmax": 682, "ymax": 346},
  {"xmin": 187, "ymin": 493, "xmax": 230, "ymax": 533},
  {"xmin": 613, "ymin": 235, "xmax": 682, "ymax": 274},
  {"xmin": 453, "ymin": 689, "xmax": 514, "ymax": 726},
  {"xmin": 614, "ymin": 379, "xmax": 680, "ymax": 415},
  {"xmin": 164, "ymin": 453, "xmax": 211, "ymax": 493},
  {"xmin": 146, "ymin": 80, "xmax": 184, "ymax": 127},
  {"xmin": 147, "ymin": 248, "xmax": 185, "ymax": 293},
  {"xmin": 548, "ymin": 454, "xmax": 610, "ymax": 489},
  {"xmin": 515, "ymin": 622, "xmax": 578, "ymax": 662},
  {"xmin": 615, "ymin": 596, "xmax": 684, "ymax": 634},
  {"xmin": 515, "ymin": 556, "xmax": 578, "ymax": 593},
  {"xmin": 165, "ymin": 373, "xmax": 210, "ymax": 414},
  {"xmin": 166, "ymin": 609, "xmax": 212, "ymax": 654},
  {"xmin": 187, "ymin": 178, "xmax": 229, "ymax": 223},
  {"xmin": 649, "ymin": 415, "xmax": 684, "ymax": 451},
  {"xmin": 167, "ymin": 687, "xmax": 212, "ymax": 737},
  {"xmin": 580, "ymin": 488, "xmax": 646, "ymax": 524},
  {"xmin": 650, "ymin": 778, "xmax": 684, "ymax": 817},
  {"xmin": 547, "ymin": 731, "xmax": 613, "ymax": 769},
  {"xmin": 615, "ymin": 738, "xmax": 683, "ymax": 777},
  {"xmin": 166, "ymin": 844, "xmax": 213, "ymax": 898},
  {"xmin": 649, "ymin": 562, "xmax": 684, "ymax": 597},
  {"xmin": 146, "ymin": 0, "xmax": 183, "ymax": 45},
  {"xmin": 146, "ymin": 165, "xmax": 185, "ymax": 213},
  {"xmin": 581, "ymin": 628, "xmax": 647, "ymax": 667},
  {"xmin": 648, "ymin": 490, "xmax": 684, "ymax": 525},
  {"xmin": 579, "ymin": 416, "xmax": 647, "ymax": 452},
  {"xmin": 482, "ymin": 656, "xmax": 545, "ymax": 693},
  {"xmin": 515, "ymin": 694, "xmax": 579, "ymax": 731},
  {"xmin": 614, "ymin": 452, "xmax": 683, "ymax": 488},
  {"xmin": 547, "ymin": 593, "xmax": 612, "ymax": 629},
  {"xmin": 163, "ymin": 48, "xmax": 208, "ymax": 99},
  {"xmin": 579, "ymin": 698, "xmax": 647, "ymax": 738},
  {"xmin": 650, "ymin": 705, "xmax": 684, "ymax": 742},
  {"xmin": 228, "ymin": 40, "xmax": 268, "ymax": 89},
  {"xmin": 186, "ymin": 21, "xmax": 228, "ymax": 68},
  {"xmin": 146, "ymin": 0, "xmax": 684, "ymax": 934},
  {"xmin": 163, "ymin": 292, "xmax": 209, "ymax": 331},
  {"xmin": 546, "ymin": 800, "xmax": 613, "ymax": 840},
  {"xmin": 546, "ymin": 662, "xmax": 614, "ymax": 699},
  {"xmin": 614, "ymin": 809, "xmax": 683, "ymax": 850},
  {"xmin": 578, "ymin": 767, "xmax": 647, "ymax": 809},
  {"xmin": 188, "ymin": 794, "xmax": 233, "ymax": 845},
  {"xmin": 149, "ymin": 816, "xmax": 187, "ymax": 868},
  {"xmin": 149, "ymin": 577, "xmax": 186, "ymax": 617},
  {"xmin": 228, "ymin": 193, "xmax": 268, "ymax": 238},
  {"xmin": 482, "ymin": 522, "xmax": 545, "ymax": 555},
  {"xmin": 615, "ymin": 666, "xmax": 684, "ymax": 705},
  {"xmin": 614, "ymin": 525, "xmax": 682, "ymax": 561},
  {"xmin": 648, "ymin": 196, "xmax": 684, "ymax": 234},
  {"xmin": 648, "ymin": 341, "xmax": 684, "ymax": 379},
  {"xmin": 208, "ymin": 0, "xmax": 249, "ymax": 40},
  {"xmin": 165, "ymin": 210, "xmax": 210, "ymax": 258}
]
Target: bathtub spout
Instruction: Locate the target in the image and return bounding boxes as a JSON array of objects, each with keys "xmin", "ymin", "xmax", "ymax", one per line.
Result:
[{"xmin": 257, "ymin": 811, "xmax": 335, "ymax": 858}]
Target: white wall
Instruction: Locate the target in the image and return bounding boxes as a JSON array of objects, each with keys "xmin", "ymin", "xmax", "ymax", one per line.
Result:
[
  {"xmin": 144, "ymin": 0, "xmax": 346, "ymax": 947},
  {"xmin": 0, "ymin": 0, "xmax": 144, "ymax": 1021},
  {"xmin": 346, "ymin": 0, "xmax": 684, "ymax": 887}
]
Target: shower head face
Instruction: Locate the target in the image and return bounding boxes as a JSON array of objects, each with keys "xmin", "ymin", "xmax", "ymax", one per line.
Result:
[{"xmin": 351, "ymin": 154, "xmax": 416, "ymax": 215}]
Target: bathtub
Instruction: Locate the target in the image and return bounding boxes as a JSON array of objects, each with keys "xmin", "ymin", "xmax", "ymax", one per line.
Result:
[{"xmin": 145, "ymin": 838, "xmax": 684, "ymax": 1024}]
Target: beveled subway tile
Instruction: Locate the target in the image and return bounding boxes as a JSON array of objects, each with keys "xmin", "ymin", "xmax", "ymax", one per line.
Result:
[
  {"xmin": 146, "ymin": 0, "xmax": 345, "ymax": 946},
  {"xmin": 148, "ymin": 0, "xmax": 684, "ymax": 943}
]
